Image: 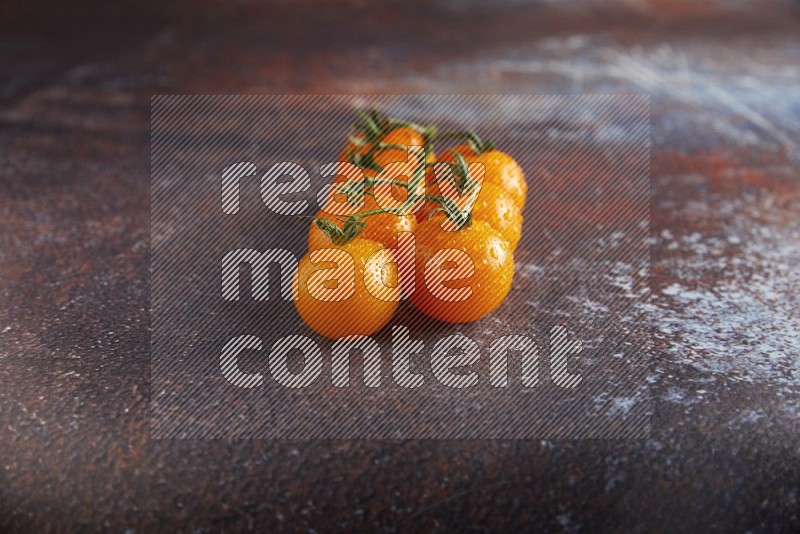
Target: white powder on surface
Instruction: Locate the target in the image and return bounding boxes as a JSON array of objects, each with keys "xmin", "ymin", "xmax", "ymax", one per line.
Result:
[
  {"xmin": 517, "ymin": 187, "xmax": 799, "ymax": 399},
  {"xmin": 646, "ymin": 195, "xmax": 800, "ymax": 387}
]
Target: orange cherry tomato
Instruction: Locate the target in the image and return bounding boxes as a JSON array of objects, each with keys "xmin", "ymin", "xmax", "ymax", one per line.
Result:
[
  {"xmin": 293, "ymin": 238, "xmax": 398, "ymax": 339},
  {"xmin": 410, "ymin": 215, "xmax": 514, "ymax": 323},
  {"xmin": 439, "ymin": 144, "xmax": 527, "ymax": 209},
  {"xmin": 309, "ymin": 196, "xmax": 417, "ymax": 251},
  {"xmin": 418, "ymin": 180, "xmax": 523, "ymax": 251},
  {"xmin": 375, "ymin": 126, "xmax": 436, "ymax": 167}
]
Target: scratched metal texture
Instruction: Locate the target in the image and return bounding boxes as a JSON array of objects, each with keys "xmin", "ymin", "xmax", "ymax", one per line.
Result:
[{"xmin": 1, "ymin": 0, "xmax": 799, "ymax": 531}]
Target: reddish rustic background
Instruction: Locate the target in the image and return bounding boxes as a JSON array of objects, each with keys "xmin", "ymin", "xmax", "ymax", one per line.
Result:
[{"xmin": 1, "ymin": 0, "xmax": 799, "ymax": 531}]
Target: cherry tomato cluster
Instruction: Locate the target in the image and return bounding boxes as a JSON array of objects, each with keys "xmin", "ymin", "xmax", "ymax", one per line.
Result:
[{"xmin": 293, "ymin": 110, "xmax": 527, "ymax": 339}]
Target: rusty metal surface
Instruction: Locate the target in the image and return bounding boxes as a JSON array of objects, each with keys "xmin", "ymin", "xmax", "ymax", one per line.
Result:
[{"xmin": 1, "ymin": 0, "xmax": 799, "ymax": 530}]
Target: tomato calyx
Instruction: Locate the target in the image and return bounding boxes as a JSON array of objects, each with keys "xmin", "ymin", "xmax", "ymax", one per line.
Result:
[
  {"xmin": 351, "ymin": 108, "xmax": 436, "ymax": 141},
  {"xmin": 425, "ymin": 152, "xmax": 482, "ymax": 230},
  {"xmin": 425, "ymin": 200, "xmax": 473, "ymax": 230},
  {"xmin": 346, "ymin": 109, "xmax": 437, "ymax": 173},
  {"xmin": 447, "ymin": 152, "xmax": 481, "ymax": 195},
  {"xmin": 313, "ymin": 215, "xmax": 367, "ymax": 246},
  {"xmin": 346, "ymin": 150, "xmax": 384, "ymax": 174}
]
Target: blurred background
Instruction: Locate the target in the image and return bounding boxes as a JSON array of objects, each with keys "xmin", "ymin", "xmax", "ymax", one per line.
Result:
[{"xmin": 1, "ymin": 0, "xmax": 799, "ymax": 531}]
